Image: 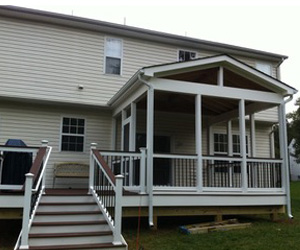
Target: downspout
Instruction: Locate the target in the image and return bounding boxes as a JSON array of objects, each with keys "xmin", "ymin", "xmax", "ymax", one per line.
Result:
[
  {"xmin": 283, "ymin": 95, "xmax": 293, "ymax": 219},
  {"xmin": 138, "ymin": 72, "xmax": 155, "ymax": 227},
  {"xmin": 275, "ymin": 57, "xmax": 286, "ymax": 80}
]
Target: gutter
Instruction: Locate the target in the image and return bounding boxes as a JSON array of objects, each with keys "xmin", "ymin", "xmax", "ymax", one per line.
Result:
[
  {"xmin": 284, "ymin": 95, "xmax": 293, "ymax": 219},
  {"xmin": 138, "ymin": 73, "xmax": 155, "ymax": 228}
]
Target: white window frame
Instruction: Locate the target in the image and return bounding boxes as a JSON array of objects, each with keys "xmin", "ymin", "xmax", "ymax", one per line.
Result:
[
  {"xmin": 255, "ymin": 61, "xmax": 272, "ymax": 76},
  {"xmin": 214, "ymin": 133, "xmax": 248, "ymax": 156},
  {"xmin": 178, "ymin": 49, "xmax": 197, "ymax": 62},
  {"xmin": 104, "ymin": 37, "xmax": 123, "ymax": 76},
  {"xmin": 60, "ymin": 116, "xmax": 86, "ymax": 153}
]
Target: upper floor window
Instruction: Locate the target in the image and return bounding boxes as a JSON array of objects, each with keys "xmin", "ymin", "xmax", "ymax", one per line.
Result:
[
  {"xmin": 61, "ymin": 117, "xmax": 85, "ymax": 152},
  {"xmin": 255, "ymin": 62, "xmax": 272, "ymax": 76},
  {"xmin": 178, "ymin": 50, "xmax": 197, "ymax": 62},
  {"xmin": 105, "ymin": 37, "xmax": 123, "ymax": 75}
]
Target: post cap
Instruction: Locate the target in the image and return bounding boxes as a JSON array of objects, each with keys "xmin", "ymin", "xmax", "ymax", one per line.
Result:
[
  {"xmin": 91, "ymin": 143, "xmax": 97, "ymax": 149},
  {"xmin": 115, "ymin": 174, "xmax": 124, "ymax": 179},
  {"xmin": 41, "ymin": 140, "xmax": 49, "ymax": 147},
  {"xmin": 25, "ymin": 173, "xmax": 34, "ymax": 178}
]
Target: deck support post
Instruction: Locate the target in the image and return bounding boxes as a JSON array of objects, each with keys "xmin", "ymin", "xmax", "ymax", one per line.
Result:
[
  {"xmin": 239, "ymin": 99, "xmax": 248, "ymax": 192},
  {"xmin": 114, "ymin": 175, "xmax": 124, "ymax": 245},
  {"xmin": 147, "ymin": 87, "xmax": 155, "ymax": 227},
  {"xmin": 89, "ymin": 143, "xmax": 97, "ymax": 194},
  {"xmin": 278, "ymin": 102, "xmax": 293, "ymax": 218},
  {"xmin": 20, "ymin": 173, "xmax": 34, "ymax": 250},
  {"xmin": 195, "ymin": 94, "xmax": 203, "ymax": 191}
]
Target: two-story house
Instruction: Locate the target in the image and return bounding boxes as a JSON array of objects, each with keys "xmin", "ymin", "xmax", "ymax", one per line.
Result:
[{"xmin": 0, "ymin": 5, "xmax": 297, "ymax": 250}]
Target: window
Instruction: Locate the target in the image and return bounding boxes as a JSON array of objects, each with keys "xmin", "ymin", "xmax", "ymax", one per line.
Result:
[
  {"xmin": 214, "ymin": 133, "xmax": 248, "ymax": 156},
  {"xmin": 178, "ymin": 50, "xmax": 196, "ymax": 62},
  {"xmin": 61, "ymin": 117, "xmax": 85, "ymax": 152},
  {"xmin": 213, "ymin": 133, "xmax": 248, "ymax": 173},
  {"xmin": 255, "ymin": 62, "xmax": 272, "ymax": 76},
  {"xmin": 105, "ymin": 37, "xmax": 122, "ymax": 75}
]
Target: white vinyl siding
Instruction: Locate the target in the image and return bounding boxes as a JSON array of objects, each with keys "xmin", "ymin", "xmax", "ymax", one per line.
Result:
[
  {"xmin": 0, "ymin": 16, "xmax": 279, "ymax": 109},
  {"xmin": 0, "ymin": 101, "xmax": 112, "ymax": 188}
]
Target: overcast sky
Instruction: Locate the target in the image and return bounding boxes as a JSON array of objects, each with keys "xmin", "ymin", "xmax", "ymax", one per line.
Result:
[{"xmin": 2, "ymin": 0, "xmax": 300, "ymax": 112}]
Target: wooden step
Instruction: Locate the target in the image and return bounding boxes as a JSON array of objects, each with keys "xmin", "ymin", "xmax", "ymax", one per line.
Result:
[
  {"xmin": 29, "ymin": 231, "xmax": 113, "ymax": 246},
  {"xmin": 32, "ymin": 220, "xmax": 107, "ymax": 226},
  {"xmin": 30, "ymin": 220, "xmax": 110, "ymax": 234},
  {"xmin": 29, "ymin": 231, "xmax": 112, "ymax": 238},
  {"xmin": 28, "ymin": 242, "xmax": 127, "ymax": 250}
]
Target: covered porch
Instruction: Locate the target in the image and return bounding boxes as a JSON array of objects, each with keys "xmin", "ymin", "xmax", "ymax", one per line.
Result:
[{"xmin": 96, "ymin": 54, "xmax": 296, "ymax": 223}]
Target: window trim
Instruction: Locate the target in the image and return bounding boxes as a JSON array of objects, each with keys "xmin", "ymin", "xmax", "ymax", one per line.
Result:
[
  {"xmin": 104, "ymin": 36, "xmax": 123, "ymax": 76},
  {"xmin": 177, "ymin": 49, "xmax": 197, "ymax": 62},
  {"xmin": 59, "ymin": 116, "xmax": 86, "ymax": 153}
]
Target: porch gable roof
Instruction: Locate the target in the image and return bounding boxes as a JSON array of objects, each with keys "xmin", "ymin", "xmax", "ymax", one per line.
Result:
[{"xmin": 108, "ymin": 54, "xmax": 297, "ymax": 107}]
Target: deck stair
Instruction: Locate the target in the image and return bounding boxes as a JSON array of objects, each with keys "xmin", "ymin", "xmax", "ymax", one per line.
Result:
[{"xmin": 24, "ymin": 189, "xmax": 127, "ymax": 250}]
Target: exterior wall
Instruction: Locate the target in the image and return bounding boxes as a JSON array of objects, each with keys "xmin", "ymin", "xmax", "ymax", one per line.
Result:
[
  {"xmin": 0, "ymin": 100, "xmax": 112, "ymax": 188},
  {"xmin": 0, "ymin": 16, "xmax": 280, "ymax": 109},
  {"xmin": 135, "ymin": 110, "xmax": 273, "ymax": 158}
]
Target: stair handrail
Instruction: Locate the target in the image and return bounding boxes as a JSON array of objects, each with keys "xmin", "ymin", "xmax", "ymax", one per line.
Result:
[
  {"xmin": 14, "ymin": 140, "xmax": 52, "ymax": 250},
  {"xmin": 89, "ymin": 143, "xmax": 125, "ymax": 246}
]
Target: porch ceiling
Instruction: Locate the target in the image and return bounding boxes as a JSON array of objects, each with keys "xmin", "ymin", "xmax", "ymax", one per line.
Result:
[{"xmin": 136, "ymin": 91, "xmax": 256, "ymax": 116}]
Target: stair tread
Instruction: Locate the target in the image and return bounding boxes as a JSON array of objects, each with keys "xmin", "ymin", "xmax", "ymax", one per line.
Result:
[
  {"xmin": 32, "ymin": 220, "xmax": 107, "ymax": 226},
  {"xmin": 28, "ymin": 242, "xmax": 126, "ymax": 250},
  {"xmin": 29, "ymin": 231, "xmax": 112, "ymax": 238},
  {"xmin": 39, "ymin": 202, "xmax": 96, "ymax": 205},
  {"xmin": 36, "ymin": 211, "xmax": 102, "ymax": 215}
]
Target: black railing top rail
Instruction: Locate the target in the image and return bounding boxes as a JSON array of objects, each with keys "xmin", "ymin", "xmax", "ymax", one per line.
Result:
[{"xmin": 92, "ymin": 149, "xmax": 116, "ymax": 185}]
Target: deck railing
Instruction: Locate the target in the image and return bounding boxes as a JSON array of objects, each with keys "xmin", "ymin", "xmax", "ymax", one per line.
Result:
[
  {"xmin": 90, "ymin": 149, "xmax": 283, "ymax": 192},
  {"xmin": 89, "ymin": 144, "xmax": 124, "ymax": 245},
  {"xmin": 0, "ymin": 146, "xmax": 40, "ymax": 191},
  {"xmin": 202, "ymin": 156, "xmax": 283, "ymax": 190},
  {"xmin": 153, "ymin": 153, "xmax": 197, "ymax": 188},
  {"xmin": 203, "ymin": 156, "xmax": 243, "ymax": 188},
  {"xmin": 247, "ymin": 158, "xmax": 282, "ymax": 189},
  {"xmin": 14, "ymin": 140, "xmax": 52, "ymax": 250}
]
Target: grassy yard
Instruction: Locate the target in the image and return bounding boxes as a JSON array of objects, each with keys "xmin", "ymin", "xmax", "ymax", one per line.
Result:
[
  {"xmin": 1, "ymin": 182, "xmax": 300, "ymax": 250},
  {"xmin": 124, "ymin": 182, "xmax": 300, "ymax": 250}
]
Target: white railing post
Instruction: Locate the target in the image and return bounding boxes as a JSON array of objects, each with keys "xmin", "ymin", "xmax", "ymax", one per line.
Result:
[
  {"xmin": 114, "ymin": 174, "xmax": 124, "ymax": 245},
  {"xmin": 41, "ymin": 140, "xmax": 48, "ymax": 192},
  {"xmin": 139, "ymin": 148, "xmax": 146, "ymax": 194},
  {"xmin": 20, "ymin": 173, "xmax": 34, "ymax": 250},
  {"xmin": 89, "ymin": 143, "xmax": 97, "ymax": 193}
]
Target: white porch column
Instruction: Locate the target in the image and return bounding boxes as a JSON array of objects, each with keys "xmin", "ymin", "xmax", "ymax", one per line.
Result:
[
  {"xmin": 195, "ymin": 94, "xmax": 203, "ymax": 191},
  {"xmin": 121, "ymin": 110, "xmax": 126, "ymax": 151},
  {"xmin": 278, "ymin": 102, "xmax": 292, "ymax": 218},
  {"xmin": 227, "ymin": 120, "xmax": 233, "ymax": 156},
  {"xmin": 239, "ymin": 99, "xmax": 248, "ymax": 192},
  {"xmin": 146, "ymin": 87, "xmax": 154, "ymax": 226},
  {"xmin": 218, "ymin": 66, "xmax": 224, "ymax": 87},
  {"xmin": 227, "ymin": 120, "xmax": 233, "ymax": 187},
  {"xmin": 129, "ymin": 102, "xmax": 136, "ymax": 151},
  {"xmin": 111, "ymin": 117, "xmax": 117, "ymax": 150},
  {"xmin": 250, "ymin": 114, "xmax": 256, "ymax": 157}
]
